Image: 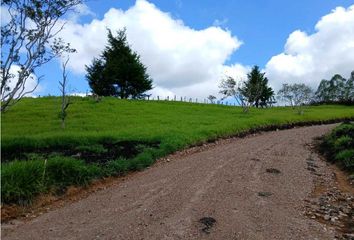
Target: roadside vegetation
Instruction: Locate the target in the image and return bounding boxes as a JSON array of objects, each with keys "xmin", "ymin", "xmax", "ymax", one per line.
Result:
[
  {"xmin": 2, "ymin": 97, "xmax": 354, "ymax": 204},
  {"xmin": 319, "ymin": 122, "xmax": 354, "ymax": 175}
]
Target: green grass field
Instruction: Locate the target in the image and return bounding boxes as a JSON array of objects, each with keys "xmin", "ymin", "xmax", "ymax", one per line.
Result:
[
  {"xmin": 2, "ymin": 96, "xmax": 354, "ymax": 204},
  {"xmin": 3, "ymin": 97, "xmax": 354, "ymax": 151}
]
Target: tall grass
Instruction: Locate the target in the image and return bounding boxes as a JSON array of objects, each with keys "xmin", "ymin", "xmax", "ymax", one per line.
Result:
[
  {"xmin": 1, "ymin": 157, "xmax": 101, "ymax": 204},
  {"xmin": 320, "ymin": 122, "xmax": 354, "ymax": 173}
]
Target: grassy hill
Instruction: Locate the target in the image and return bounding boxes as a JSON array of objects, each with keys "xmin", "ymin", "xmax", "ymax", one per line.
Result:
[{"xmin": 2, "ymin": 97, "xmax": 354, "ymax": 204}]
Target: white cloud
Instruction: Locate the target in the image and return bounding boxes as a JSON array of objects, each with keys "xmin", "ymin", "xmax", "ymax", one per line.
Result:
[
  {"xmin": 0, "ymin": 6, "xmax": 11, "ymax": 25},
  {"xmin": 222, "ymin": 64, "xmax": 250, "ymax": 81},
  {"xmin": 266, "ymin": 5, "xmax": 354, "ymax": 91},
  {"xmin": 66, "ymin": 3, "xmax": 96, "ymax": 22},
  {"xmin": 69, "ymin": 92, "xmax": 87, "ymax": 97},
  {"xmin": 58, "ymin": 0, "xmax": 242, "ymax": 98},
  {"xmin": 2, "ymin": 65, "xmax": 40, "ymax": 99}
]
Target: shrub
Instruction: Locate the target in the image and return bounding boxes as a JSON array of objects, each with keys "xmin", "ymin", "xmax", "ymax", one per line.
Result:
[
  {"xmin": 321, "ymin": 122, "xmax": 354, "ymax": 173},
  {"xmin": 334, "ymin": 135, "xmax": 353, "ymax": 152},
  {"xmin": 45, "ymin": 156, "xmax": 101, "ymax": 189},
  {"xmin": 1, "ymin": 160, "xmax": 45, "ymax": 204},
  {"xmin": 335, "ymin": 149, "xmax": 354, "ymax": 169},
  {"xmin": 332, "ymin": 123, "xmax": 354, "ymax": 138},
  {"xmin": 105, "ymin": 158, "xmax": 129, "ymax": 176},
  {"xmin": 1, "ymin": 157, "xmax": 102, "ymax": 204}
]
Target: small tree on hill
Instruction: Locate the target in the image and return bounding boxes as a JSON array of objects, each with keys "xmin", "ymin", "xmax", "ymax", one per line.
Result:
[
  {"xmin": 219, "ymin": 76, "xmax": 251, "ymax": 112},
  {"xmin": 207, "ymin": 95, "xmax": 216, "ymax": 104},
  {"xmin": 277, "ymin": 83, "xmax": 313, "ymax": 114},
  {"xmin": 59, "ymin": 58, "xmax": 71, "ymax": 129},
  {"xmin": 240, "ymin": 66, "xmax": 274, "ymax": 108},
  {"xmin": 86, "ymin": 29, "xmax": 153, "ymax": 99}
]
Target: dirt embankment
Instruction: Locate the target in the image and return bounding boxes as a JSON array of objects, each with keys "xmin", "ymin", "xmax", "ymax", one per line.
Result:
[{"xmin": 2, "ymin": 124, "xmax": 354, "ymax": 240}]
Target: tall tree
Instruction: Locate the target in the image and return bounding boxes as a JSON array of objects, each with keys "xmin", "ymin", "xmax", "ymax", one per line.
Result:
[
  {"xmin": 315, "ymin": 73, "xmax": 353, "ymax": 103},
  {"xmin": 344, "ymin": 71, "xmax": 354, "ymax": 102},
  {"xmin": 240, "ymin": 66, "xmax": 274, "ymax": 108},
  {"xmin": 86, "ymin": 29, "xmax": 153, "ymax": 99},
  {"xmin": 1, "ymin": 0, "xmax": 81, "ymax": 112}
]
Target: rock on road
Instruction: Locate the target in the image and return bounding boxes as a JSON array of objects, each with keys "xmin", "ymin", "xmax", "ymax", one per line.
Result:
[{"xmin": 3, "ymin": 124, "xmax": 339, "ymax": 239}]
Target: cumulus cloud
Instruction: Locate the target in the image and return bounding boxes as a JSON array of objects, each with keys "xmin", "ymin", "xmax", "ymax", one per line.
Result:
[
  {"xmin": 0, "ymin": 6, "xmax": 11, "ymax": 25},
  {"xmin": 2, "ymin": 65, "xmax": 40, "ymax": 99},
  {"xmin": 66, "ymin": 3, "xmax": 96, "ymax": 22},
  {"xmin": 266, "ymin": 5, "xmax": 354, "ymax": 91},
  {"xmin": 58, "ymin": 0, "xmax": 242, "ymax": 98}
]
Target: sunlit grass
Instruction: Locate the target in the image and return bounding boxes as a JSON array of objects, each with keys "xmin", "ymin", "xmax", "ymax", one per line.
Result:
[
  {"xmin": 2, "ymin": 96, "xmax": 354, "ymax": 152},
  {"xmin": 1, "ymin": 97, "xmax": 353, "ymax": 204}
]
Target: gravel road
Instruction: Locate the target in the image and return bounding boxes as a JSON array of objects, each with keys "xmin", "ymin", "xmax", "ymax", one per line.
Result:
[{"xmin": 2, "ymin": 124, "xmax": 340, "ymax": 240}]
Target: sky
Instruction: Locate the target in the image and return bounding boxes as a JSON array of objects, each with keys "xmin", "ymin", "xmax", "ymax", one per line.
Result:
[{"xmin": 4, "ymin": 0, "xmax": 354, "ymax": 99}]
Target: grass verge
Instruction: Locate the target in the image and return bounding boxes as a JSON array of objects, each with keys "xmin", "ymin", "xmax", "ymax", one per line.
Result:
[{"xmin": 319, "ymin": 122, "xmax": 354, "ymax": 174}]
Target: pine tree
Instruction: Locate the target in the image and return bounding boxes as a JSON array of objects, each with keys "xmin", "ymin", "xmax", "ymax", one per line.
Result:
[
  {"xmin": 86, "ymin": 29, "xmax": 153, "ymax": 98},
  {"xmin": 240, "ymin": 66, "xmax": 274, "ymax": 107}
]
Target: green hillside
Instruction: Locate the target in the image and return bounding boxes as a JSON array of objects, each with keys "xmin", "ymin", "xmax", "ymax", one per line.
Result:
[
  {"xmin": 3, "ymin": 97, "xmax": 354, "ymax": 150},
  {"xmin": 1, "ymin": 97, "xmax": 354, "ymax": 204}
]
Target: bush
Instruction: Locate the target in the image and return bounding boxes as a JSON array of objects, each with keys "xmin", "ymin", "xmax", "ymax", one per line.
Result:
[
  {"xmin": 1, "ymin": 157, "xmax": 102, "ymax": 204},
  {"xmin": 1, "ymin": 147, "xmax": 160, "ymax": 204},
  {"xmin": 1, "ymin": 160, "xmax": 45, "ymax": 204},
  {"xmin": 321, "ymin": 122, "xmax": 354, "ymax": 173},
  {"xmin": 105, "ymin": 158, "xmax": 129, "ymax": 176},
  {"xmin": 334, "ymin": 135, "xmax": 353, "ymax": 152},
  {"xmin": 335, "ymin": 149, "xmax": 354, "ymax": 169},
  {"xmin": 45, "ymin": 157, "xmax": 101, "ymax": 189},
  {"xmin": 331, "ymin": 123, "xmax": 354, "ymax": 138}
]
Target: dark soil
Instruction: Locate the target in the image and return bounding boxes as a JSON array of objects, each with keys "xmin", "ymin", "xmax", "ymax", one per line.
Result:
[
  {"xmin": 199, "ymin": 217, "xmax": 216, "ymax": 234},
  {"xmin": 266, "ymin": 168, "xmax": 281, "ymax": 174},
  {"xmin": 258, "ymin": 192, "xmax": 273, "ymax": 197},
  {"xmin": 2, "ymin": 140, "xmax": 160, "ymax": 164}
]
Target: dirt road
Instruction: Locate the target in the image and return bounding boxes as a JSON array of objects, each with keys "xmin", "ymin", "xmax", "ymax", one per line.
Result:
[{"xmin": 2, "ymin": 124, "xmax": 345, "ymax": 239}]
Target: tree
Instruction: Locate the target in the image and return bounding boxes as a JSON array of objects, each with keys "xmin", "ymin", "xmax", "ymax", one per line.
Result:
[
  {"xmin": 219, "ymin": 76, "xmax": 251, "ymax": 112},
  {"xmin": 277, "ymin": 83, "xmax": 313, "ymax": 114},
  {"xmin": 207, "ymin": 95, "xmax": 216, "ymax": 104},
  {"xmin": 239, "ymin": 66, "xmax": 274, "ymax": 108},
  {"xmin": 1, "ymin": 0, "xmax": 81, "ymax": 112},
  {"xmin": 344, "ymin": 71, "xmax": 354, "ymax": 102},
  {"xmin": 315, "ymin": 72, "xmax": 354, "ymax": 103},
  {"xmin": 86, "ymin": 29, "xmax": 153, "ymax": 99},
  {"xmin": 59, "ymin": 57, "xmax": 71, "ymax": 129}
]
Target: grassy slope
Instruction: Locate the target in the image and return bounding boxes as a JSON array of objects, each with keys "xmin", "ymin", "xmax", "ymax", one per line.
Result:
[
  {"xmin": 2, "ymin": 97, "xmax": 354, "ymax": 204},
  {"xmin": 2, "ymin": 97, "xmax": 354, "ymax": 152}
]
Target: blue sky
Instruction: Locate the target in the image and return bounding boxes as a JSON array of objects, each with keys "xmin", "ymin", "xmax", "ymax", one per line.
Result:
[
  {"xmin": 85, "ymin": 0, "xmax": 351, "ymax": 66},
  {"xmin": 30, "ymin": 0, "xmax": 354, "ymax": 98}
]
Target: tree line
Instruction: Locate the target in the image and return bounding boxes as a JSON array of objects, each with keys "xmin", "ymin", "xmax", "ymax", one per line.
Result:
[{"xmin": 217, "ymin": 68, "xmax": 354, "ymax": 114}]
